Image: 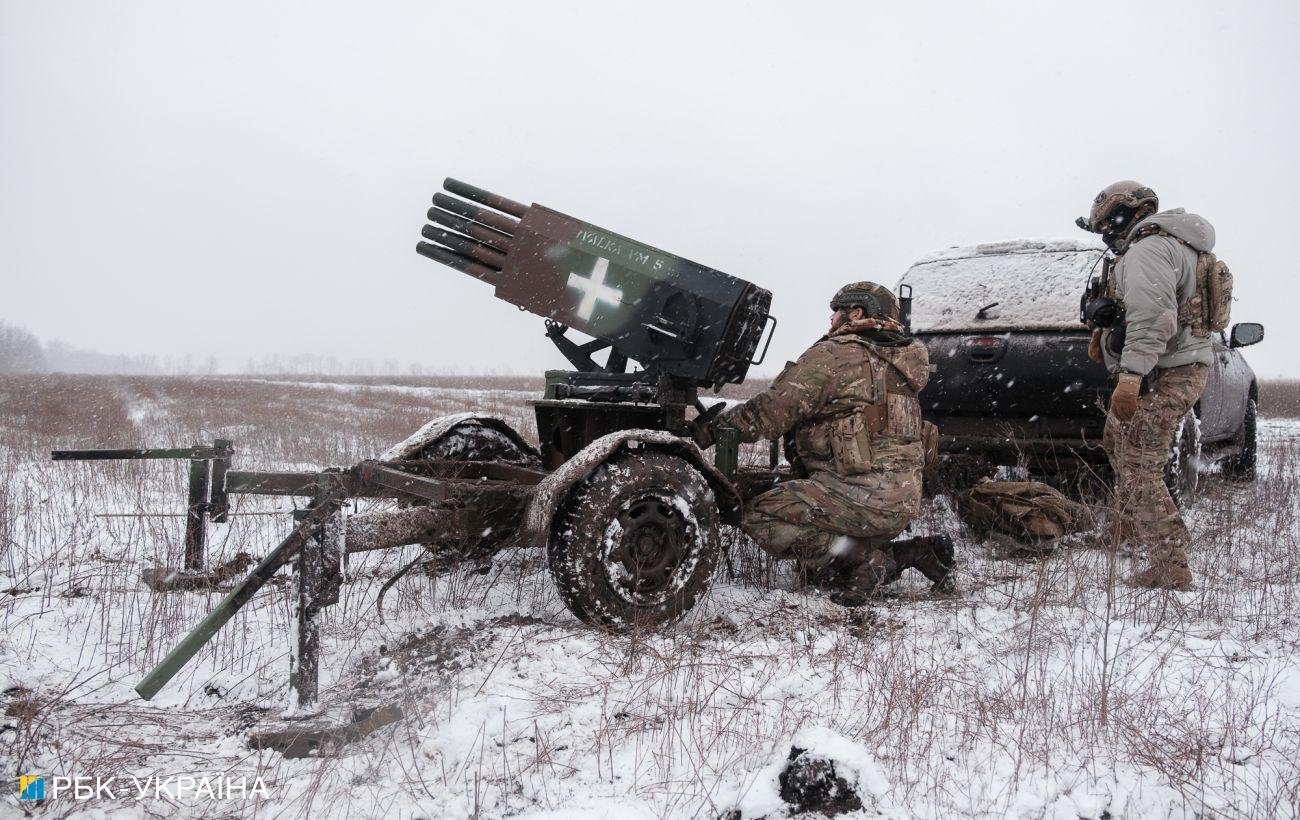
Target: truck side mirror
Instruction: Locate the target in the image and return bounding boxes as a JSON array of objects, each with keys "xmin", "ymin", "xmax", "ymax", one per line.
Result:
[{"xmin": 1229, "ymin": 322, "xmax": 1264, "ymax": 348}]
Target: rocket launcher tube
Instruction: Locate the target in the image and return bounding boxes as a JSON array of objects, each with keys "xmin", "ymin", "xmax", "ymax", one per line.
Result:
[
  {"xmin": 415, "ymin": 242, "xmax": 501, "ymax": 282},
  {"xmin": 417, "ymin": 180, "xmax": 775, "ymax": 387},
  {"xmin": 420, "ymin": 225, "xmax": 507, "ymax": 268},
  {"xmin": 134, "ymin": 497, "xmax": 342, "ymax": 701},
  {"xmin": 443, "ymin": 178, "xmax": 529, "ymax": 219},
  {"xmin": 426, "ymin": 208, "xmax": 514, "ymax": 253},
  {"xmin": 431, "ymin": 193, "xmax": 521, "ymax": 235}
]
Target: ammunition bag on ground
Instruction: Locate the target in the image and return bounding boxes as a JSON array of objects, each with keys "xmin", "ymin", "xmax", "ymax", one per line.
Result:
[{"xmin": 957, "ymin": 480, "xmax": 1090, "ymax": 541}]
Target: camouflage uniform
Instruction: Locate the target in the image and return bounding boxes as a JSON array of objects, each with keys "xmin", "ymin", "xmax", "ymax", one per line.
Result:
[
  {"xmin": 1087, "ymin": 192, "xmax": 1219, "ymax": 589},
  {"xmin": 716, "ymin": 313, "xmax": 930, "ymax": 572},
  {"xmin": 1102, "ymin": 363, "xmax": 1208, "ymax": 584}
]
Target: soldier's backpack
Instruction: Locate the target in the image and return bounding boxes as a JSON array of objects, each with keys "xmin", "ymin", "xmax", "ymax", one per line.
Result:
[
  {"xmin": 957, "ymin": 480, "xmax": 1090, "ymax": 541},
  {"xmin": 1184, "ymin": 250, "xmax": 1233, "ymax": 335},
  {"xmin": 1134, "ymin": 225, "xmax": 1233, "ymax": 336}
]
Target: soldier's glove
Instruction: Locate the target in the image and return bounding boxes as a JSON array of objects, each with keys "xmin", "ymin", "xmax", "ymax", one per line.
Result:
[
  {"xmin": 1087, "ymin": 328, "xmax": 1104, "ymax": 363},
  {"xmin": 1109, "ymin": 373, "xmax": 1142, "ymax": 422},
  {"xmin": 689, "ymin": 419, "xmax": 715, "ymax": 450}
]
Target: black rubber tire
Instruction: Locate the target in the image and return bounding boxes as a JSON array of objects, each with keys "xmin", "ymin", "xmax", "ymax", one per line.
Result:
[
  {"xmin": 547, "ymin": 451, "xmax": 720, "ymax": 630},
  {"xmin": 1164, "ymin": 411, "xmax": 1201, "ymax": 509},
  {"xmin": 418, "ymin": 420, "xmax": 540, "ymax": 466},
  {"xmin": 1222, "ymin": 398, "xmax": 1258, "ymax": 483},
  {"xmin": 415, "ymin": 420, "xmax": 538, "ymax": 557}
]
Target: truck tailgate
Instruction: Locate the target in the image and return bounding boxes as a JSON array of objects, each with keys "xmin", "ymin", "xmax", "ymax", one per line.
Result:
[{"xmin": 918, "ymin": 330, "xmax": 1110, "ymax": 423}]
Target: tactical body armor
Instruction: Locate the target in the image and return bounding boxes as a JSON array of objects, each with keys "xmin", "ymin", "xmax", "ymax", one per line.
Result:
[
  {"xmin": 786, "ymin": 324, "xmax": 927, "ymax": 478},
  {"xmin": 718, "ymin": 315, "xmax": 930, "ymax": 549}
]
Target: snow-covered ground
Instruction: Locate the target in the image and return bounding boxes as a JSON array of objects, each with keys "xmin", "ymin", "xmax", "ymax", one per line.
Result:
[{"xmin": 1, "ymin": 376, "xmax": 1297, "ymax": 818}]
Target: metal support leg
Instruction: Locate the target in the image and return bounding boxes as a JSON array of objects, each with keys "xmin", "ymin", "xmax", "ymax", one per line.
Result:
[
  {"xmin": 289, "ymin": 489, "xmax": 344, "ymax": 714},
  {"xmin": 184, "ymin": 458, "xmax": 211, "ymax": 570},
  {"xmin": 209, "ymin": 439, "xmax": 233, "ymax": 523},
  {"xmin": 290, "ymin": 527, "xmax": 322, "ymax": 712}
]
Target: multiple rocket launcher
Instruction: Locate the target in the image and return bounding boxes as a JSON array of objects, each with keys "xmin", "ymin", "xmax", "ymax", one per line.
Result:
[
  {"xmin": 416, "ymin": 179, "xmax": 774, "ymax": 388},
  {"xmin": 60, "ymin": 180, "xmax": 780, "ymax": 710}
]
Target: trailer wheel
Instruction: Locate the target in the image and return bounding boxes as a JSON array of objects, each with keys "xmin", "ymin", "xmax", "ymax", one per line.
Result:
[
  {"xmin": 547, "ymin": 451, "xmax": 720, "ymax": 630},
  {"xmin": 1164, "ymin": 410, "xmax": 1201, "ymax": 508},
  {"xmin": 417, "ymin": 420, "xmax": 540, "ymax": 466},
  {"xmin": 415, "ymin": 420, "xmax": 537, "ymax": 557}
]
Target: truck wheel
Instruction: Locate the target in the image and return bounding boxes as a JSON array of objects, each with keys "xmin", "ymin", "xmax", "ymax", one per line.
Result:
[
  {"xmin": 547, "ymin": 451, "xmax": 720, "ymax": 630},
  {"xmin": 1222, "ymin": 398, "xmax": 1258, "ymax": 483},
  {"xmin": 1164, "ymin": 411, "xmax": 1201, "ymax": 508}
]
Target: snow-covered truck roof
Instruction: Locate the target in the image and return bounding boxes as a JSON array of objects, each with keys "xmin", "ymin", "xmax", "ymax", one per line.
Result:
[{"xmin": 896, "ymin": 239, "xmax": 1105, "ymax": 333}]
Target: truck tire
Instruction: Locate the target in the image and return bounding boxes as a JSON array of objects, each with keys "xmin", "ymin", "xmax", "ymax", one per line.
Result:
[
  {"xmin": 547, "ymin": 451, "xmax": 720, "ymax": 630},
  {"xmin": 1222, "ymin": 398, "xmax": 1258, "ymax": 483},
  {"xmin": 1164, "ymin": 410, "xmax": 1201, "ymax": 509}
]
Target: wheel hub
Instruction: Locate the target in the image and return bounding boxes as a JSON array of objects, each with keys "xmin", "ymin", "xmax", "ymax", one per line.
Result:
[{"xmin": 608, "ymin": 495, "xmax": 689, "ymax": 600}]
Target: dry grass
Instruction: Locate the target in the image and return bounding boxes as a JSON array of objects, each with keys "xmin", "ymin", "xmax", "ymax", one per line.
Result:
[
  {"xmin": 1259, "ymin": 379, "xmax": 1300, "ymax": 418},
  {"xmin": 1, "ymin": 373, "xmax": 1297, "ymax": 818}
]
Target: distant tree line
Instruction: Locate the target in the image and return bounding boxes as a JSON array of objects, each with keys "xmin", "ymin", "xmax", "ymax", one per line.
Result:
[
  {"xmin": 0, "ymin": 319, "xmax": 460, "ymax": 376},
  {"xmin": 0, "ymin": 322, "xmax": 46, "ymax": 373}
]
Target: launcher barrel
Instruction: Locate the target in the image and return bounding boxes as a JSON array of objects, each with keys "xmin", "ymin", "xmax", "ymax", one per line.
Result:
[
  {"xmin": 426, "ymin": 207, "xmax": 514, "ymax": 253},
  {"xmin": 432, "ymin": 193, "xmax": 520, "ymax": 235},
  {"xmin": 420, "ymin": 224, "xmax": 507, "ymax": 268},
  {"xmin": 415, "ymin": 242, "xmax": 500, "ymax": 282},
  {"xmin": 443, "ymin": 178, "xmax": 529, "ymax": 219}
]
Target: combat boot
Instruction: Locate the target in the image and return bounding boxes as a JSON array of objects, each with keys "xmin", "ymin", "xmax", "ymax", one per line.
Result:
[
  {"xmin": 801, "ymin": 554, "xmax": 857, "ymax": 592},
  {"xmin": 830, "ymin": 549, "xmax": 898, "ymax": 608},
  {"xmin": 1125, "ymin": 540, "xmax": 1194, "ymax": 590},
  {"xmin": 890, "ymin": 535, "xmax": 958, "ymax": 593},
  {"xmin": 801, "ymin": 535, "xmax": 872, "ymax": 592},
  {"xmin": 1126, "ymin": 562, "xmax": 1193, "ymax": 590}
]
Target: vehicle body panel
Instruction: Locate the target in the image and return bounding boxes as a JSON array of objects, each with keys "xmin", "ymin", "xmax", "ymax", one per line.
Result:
[{"xmin": 898, "ymin": 240, "xmax": 1259, "ymax": 470}]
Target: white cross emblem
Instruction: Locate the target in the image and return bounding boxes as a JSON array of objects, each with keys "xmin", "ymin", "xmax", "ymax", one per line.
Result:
[{"xmin": 567, "ymin": 257, "xmax": 623, "ymax": 320}]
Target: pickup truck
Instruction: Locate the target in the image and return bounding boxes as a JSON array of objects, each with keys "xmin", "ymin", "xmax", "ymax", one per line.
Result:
[{"xmin": 897, "ymin": 239, "xmax": 1264, "ymax": 501}]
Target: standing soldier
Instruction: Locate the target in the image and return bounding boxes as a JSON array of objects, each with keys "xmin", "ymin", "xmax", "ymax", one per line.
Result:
[
  {"xmin": 696, "ymin": 282, "xmax": 954, "ymax": 605},
  {"xmin": 1079, "ymin": 181, "xmax": 1216, "ymax": 589}
]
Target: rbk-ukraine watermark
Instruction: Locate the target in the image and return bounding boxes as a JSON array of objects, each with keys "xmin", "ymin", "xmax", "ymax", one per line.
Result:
[{"xmin": 17, "ymin": 775, "xmax": 270, "ymax": 801}]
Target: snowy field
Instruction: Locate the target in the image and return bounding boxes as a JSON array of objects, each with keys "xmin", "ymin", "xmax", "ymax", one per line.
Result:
[{"xmin": 1, "ymin": 374, "xmax": 1298, "ymax": 819}]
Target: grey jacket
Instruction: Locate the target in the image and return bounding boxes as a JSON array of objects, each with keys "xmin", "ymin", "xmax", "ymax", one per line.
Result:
[{"xmin": 1102, "ymin": 208, "xmax": 1216, "ymax": 375}]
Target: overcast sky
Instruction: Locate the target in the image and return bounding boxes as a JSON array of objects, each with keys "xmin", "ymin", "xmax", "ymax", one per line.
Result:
[{"xmin": 3, "ymin": 1, "xmax": 1298, "ymax": 378}]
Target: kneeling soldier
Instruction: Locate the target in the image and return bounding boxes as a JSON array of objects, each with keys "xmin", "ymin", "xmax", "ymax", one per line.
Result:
[{"xmin": 698, "ymin": 282, "xmax": 954, "ymax": 604}]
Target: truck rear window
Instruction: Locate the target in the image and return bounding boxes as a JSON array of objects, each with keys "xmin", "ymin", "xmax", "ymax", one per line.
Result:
[{"xmin": 898, "ymin": 240, "xmax": 1103, "ymax": 333}]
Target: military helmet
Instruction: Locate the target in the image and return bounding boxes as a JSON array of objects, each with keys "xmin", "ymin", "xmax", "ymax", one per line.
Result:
[
  {"xmin": 830, "ymin": 281, "xmax": 900, "ymax": 321},
  {"xmin": 1086, "ymin": 180, "xmax": 1159, "ymax": 233}
]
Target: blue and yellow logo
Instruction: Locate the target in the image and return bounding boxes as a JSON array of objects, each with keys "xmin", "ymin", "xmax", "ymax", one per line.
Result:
[{"xmin": 18, "ymin": 776, "xmax": 45, "ymax": 800}]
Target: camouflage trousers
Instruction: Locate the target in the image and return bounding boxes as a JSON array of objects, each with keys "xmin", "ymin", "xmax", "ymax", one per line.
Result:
[
  {"xmin": 1102, "ymin": 363, "xmax": 1209, "ymax": 563},
  {"xmin": 740, "ymin": 468, "xmax": 921, "ymax": 566}
]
